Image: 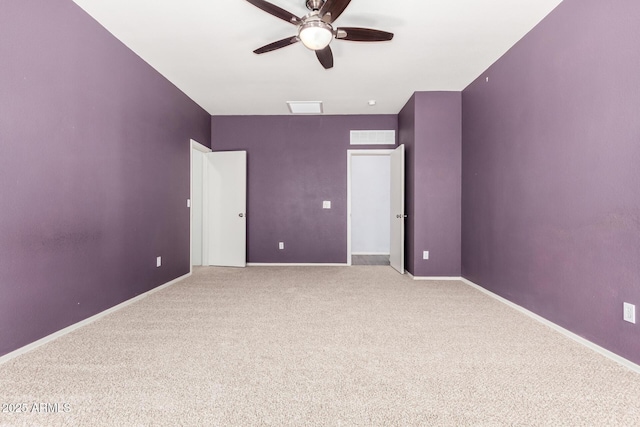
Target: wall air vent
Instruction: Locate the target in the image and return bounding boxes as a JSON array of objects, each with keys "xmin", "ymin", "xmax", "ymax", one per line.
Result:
[{"xmin": 350, "ymin": 130, "xmax": 396, "ymax": 146}]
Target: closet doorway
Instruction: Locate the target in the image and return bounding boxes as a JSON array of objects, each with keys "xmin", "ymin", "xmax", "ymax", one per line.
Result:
[
  {"xmin": 190, "ymin": 140, "xmax": 247, "ymax": 268},
  {"xmin": 347, "ymin": 146, "xmax": 405, "ymax": 273}
]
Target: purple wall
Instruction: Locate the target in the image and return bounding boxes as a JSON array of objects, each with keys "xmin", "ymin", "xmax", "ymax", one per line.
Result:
[
  {"xmin": 462, "ymin": 0, "xmax": 640, "ymax": 364},
  {"xmin": 399, "ymin": 92, "xmax": 462, "ymax": 277},
  {"xmin": 0, "ymin": 0, "xmax": 211, "ymax": 357},
  {"xmin": 211, "ymin": 115, "xmax": 398, "ymax": 263}
]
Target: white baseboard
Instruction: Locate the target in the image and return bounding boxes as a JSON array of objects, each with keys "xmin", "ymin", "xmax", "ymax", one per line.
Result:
[
  {"xmin": 406, "ymin": 272, "xmax": 462, "ymax": 281},
  {"xmin": 460, "ymin": 278, "xmax": 640, "ymax": 374},
  {"xmin": 351, "ymin": 252, "xmax": 390, "ymax": 256},
  {"xmin": 247, "ymin": 263, "xmax": 348, "ymax": 267},
  {"xmin": 0, "ymin": 272, "xmax": 191, "ymax": 365}
]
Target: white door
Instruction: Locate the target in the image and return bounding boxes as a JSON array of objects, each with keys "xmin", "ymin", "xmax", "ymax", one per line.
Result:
[
  {"xmin": 204, "ymin": 151, "xmax": 247, "ymax": 267},
  {"xmin": 389, "ymin": 144, "xmax": 405, "ymax": 274}
]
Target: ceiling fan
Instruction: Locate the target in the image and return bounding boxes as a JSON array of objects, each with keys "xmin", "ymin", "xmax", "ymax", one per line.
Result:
[{"xmin": 246, "ymin": 0, "xmax": 394, "ymax": 69}]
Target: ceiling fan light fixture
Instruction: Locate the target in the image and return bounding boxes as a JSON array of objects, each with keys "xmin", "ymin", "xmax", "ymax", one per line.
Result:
[
  {"xmin": 298, "ymin": 21, "xmax": 333, "ymax": 51},
  {"xmin": 247, "ymin": 0, "xmax": 394, "ymax": 69}
]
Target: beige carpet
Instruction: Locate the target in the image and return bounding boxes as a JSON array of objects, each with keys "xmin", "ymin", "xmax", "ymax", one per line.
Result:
[{"xmin": 1, "ymin": 266, "xmax": 639, "ymax": 426}]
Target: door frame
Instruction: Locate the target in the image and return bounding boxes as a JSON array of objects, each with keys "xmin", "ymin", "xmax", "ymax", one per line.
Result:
[
  {"xmin": 190, "ymin": 139, "xmax": 211, "ymax": 273},
  {"xmin": 346, "ymin": 149, "xmax": 395, "ymax": 266}
]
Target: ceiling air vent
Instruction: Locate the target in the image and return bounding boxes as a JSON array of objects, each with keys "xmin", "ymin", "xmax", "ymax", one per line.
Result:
[
  {"xmin": 287, "ymin": 101, "xmax": 323, "ymax": 114},
  {"xmin": 350, "ymin": 130, "xmax": 396, "ymax": 146}
]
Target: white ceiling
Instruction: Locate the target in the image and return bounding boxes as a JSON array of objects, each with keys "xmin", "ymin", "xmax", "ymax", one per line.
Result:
[{"xmin": 72, "ymin": 0, "xmax": 563, "ymax": 116}]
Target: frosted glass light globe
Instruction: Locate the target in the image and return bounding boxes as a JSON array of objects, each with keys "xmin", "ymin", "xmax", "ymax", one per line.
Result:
[{"xmin": 299, "ymin": 21, "xmax": 333, "ymax": 51}]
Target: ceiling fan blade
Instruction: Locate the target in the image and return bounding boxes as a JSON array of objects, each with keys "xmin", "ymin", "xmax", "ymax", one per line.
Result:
[
  {"xmin": 315, "ymin": 45, "xmax": 334, "ymax": 69},
  {"xmin": 253, "ymin": 36, "xmax": 299, "ymax": 54},
  {"xmin": 245, "ymin": 0, "xmax": 301, "ymax": 25},
  {"xmin": 319, "ymin": 0, "xmax": 352, "ymax": 23},
  {"xmin": 335, "ymin": 27, "xmax": 394, "ymax": 42}
]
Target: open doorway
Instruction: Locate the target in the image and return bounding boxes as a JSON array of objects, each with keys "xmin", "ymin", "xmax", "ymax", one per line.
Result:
[
  {"xmin": 190, "ymin": 140, "xmax": 211, "ymax": 270},
  {"xmin": 349, "ymin": 152, "xmax": 391, "ymax": 265},
  {"xmin": 190, "ymin": 141, "xmax": 247, "ymax": 269},
  {"xmin": 347, "ymin": 146, "xmax": 405, "ymax": 273},
  {"xmin": 347, "ymin": 145, "xmax": 406, "ymax": 274}
]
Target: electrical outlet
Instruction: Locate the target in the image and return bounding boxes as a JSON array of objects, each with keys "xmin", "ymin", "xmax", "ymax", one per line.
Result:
[
  {"xmin": 323, "ymin": 201, "xmax": 331, "ymax": 209},
  {"xmin": 156, "ymin": 256, "xmax": 162, "ymax": 267},
  {"xmin": 279, "ymin": 242, "xmax": 284, "ymax": 250},
  {"xmin": 423, "ymin": 251, "xmax": 429, "ymax": 260},
  {"xmin": 187, "ymin": 198, "xmax": 191, "ymax": 208},
  {"xmin": 623, "ymin": 302, "xmax": 636, "ymax": 324}
]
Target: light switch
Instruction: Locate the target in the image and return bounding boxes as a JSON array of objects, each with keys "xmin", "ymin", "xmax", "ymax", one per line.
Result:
[
  {"xmin": 323, "ymin": 201, "xmax": 331, "ymax": 209},
  {"xmin": 187, "ymin": 199, "xmax": 191, "ymax": 208}
]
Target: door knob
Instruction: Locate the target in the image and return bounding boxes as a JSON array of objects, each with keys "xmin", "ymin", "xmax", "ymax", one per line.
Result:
[{"xmin": 239, "ymin": 213, "xmax": 244, "ymax": 218}]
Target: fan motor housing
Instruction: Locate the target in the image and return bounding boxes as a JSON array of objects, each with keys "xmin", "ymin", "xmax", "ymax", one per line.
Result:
[{"xmin": 306, "ymin": 0, "xmax": 324, "ymax": 11}]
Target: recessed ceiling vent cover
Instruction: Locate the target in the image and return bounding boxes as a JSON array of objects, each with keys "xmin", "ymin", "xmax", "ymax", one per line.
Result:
[
  {"xmin": 350, "ymin": 130, "xmax": 396, "ymax": 145},
  {"xmin": 287, "ymin": 101, "xmax": 323, "ymax": 114}
]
